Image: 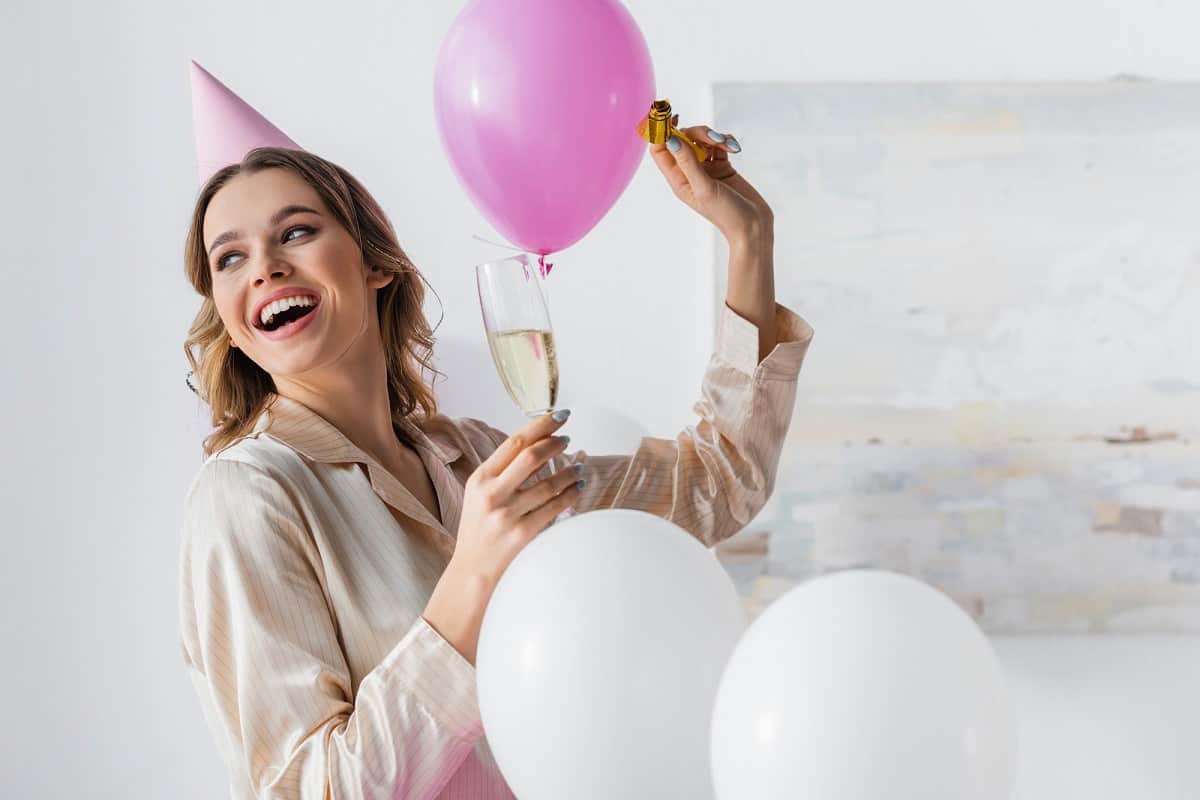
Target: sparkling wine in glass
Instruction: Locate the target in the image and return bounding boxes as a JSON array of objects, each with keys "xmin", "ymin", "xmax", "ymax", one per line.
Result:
[{"xmin": 475, "ymin": 254, "xmax": 575, "ymax": 520}]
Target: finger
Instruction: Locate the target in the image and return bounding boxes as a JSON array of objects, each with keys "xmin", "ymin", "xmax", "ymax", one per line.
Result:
[
  {"xmin": 664, "ymin": 130, "xmax": 713, "ymax": 194},
  {"xmin": 512, "ymin": 461, "xmax": 584, "ymax": 517},
  {"xmin": 649, "ymin": 143, "xmax": 692, "ymax": 197},
  {"xmin": 680, "ymin": 125, "xmax": 736, "ymax": 156},
  {"xmin": 493, "ymin": 432, "xmax": 572, "ymax": 497},
  {"xmin": 480, "ymin": 410, "xmax": 569, "ymax": 479},
  {"xmin": 696, "ymin": 139, "xmax": 730, "ymax": 165},
  {"xmin": 524, "ymin": 479, "xmax": 582, "ymax": 533}
]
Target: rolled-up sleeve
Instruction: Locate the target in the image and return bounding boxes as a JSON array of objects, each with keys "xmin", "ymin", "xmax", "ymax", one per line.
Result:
[
  {"xmin": 178, "ymin": 459, "xmax": 483, "ymax": 799},
  {"xmin": 471, "ymin": 301, "xmax": 814, "ymax": 547}
]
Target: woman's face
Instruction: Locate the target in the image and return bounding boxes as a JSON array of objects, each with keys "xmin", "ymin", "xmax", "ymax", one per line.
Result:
[{"xmin": 203, "ymin": 167, "xmax": 393, "ymax": 379}]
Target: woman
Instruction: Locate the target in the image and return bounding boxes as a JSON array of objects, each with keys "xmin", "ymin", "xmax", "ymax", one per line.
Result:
[{"xmin": 179, "ymin": 122, "xmax": 813, "ymax": 798}]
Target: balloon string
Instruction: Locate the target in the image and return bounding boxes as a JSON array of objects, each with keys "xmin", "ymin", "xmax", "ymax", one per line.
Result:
[
  {"xmin": 471, "ymin": 233, "xmax": 522, "ymax": 252},
  {"xmin": 472, "ymin": 233, "xmax": 555, "ymax": 278}
]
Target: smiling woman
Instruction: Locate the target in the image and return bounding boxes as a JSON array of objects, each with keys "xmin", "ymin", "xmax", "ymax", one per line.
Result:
[
  {"xmin": 178, "ymin": 125, "xmax": 815, "ymax": 800},
  {"xmin": 182, "ymin": 146, "xmax": 442, "ymax": 459}
]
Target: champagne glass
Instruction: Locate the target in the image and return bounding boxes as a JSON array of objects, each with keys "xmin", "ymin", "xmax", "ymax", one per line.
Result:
[{"xmin": 475, "ymin": 254, "xmax": 574, "ymax": 520}]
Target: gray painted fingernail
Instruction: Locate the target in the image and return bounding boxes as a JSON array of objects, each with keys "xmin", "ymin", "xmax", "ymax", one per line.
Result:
[
  {"xmin": 725, "ymin": 137, "xmax": 741, "ymax": 153},
  {"xmin": 558, "ymin": 435, "xmax": 571, "ymax": 447},
  {"xmin": 552, "ymin": 408, "xmax": 570, "ymax": 422},
  {"xmin": 705, "ymin": 130, "xmax": 726, "ymax": 143},
  {"xmin": 667, "ymin": 135, "xmax": 682, "ymax": 153},
  {"xmin": 574, "ymin": 463, "xmax": 584, "ymax": 474},
  {"xmin": 576, "ymin": 479, "xmax": 586, "ymax": 489}
]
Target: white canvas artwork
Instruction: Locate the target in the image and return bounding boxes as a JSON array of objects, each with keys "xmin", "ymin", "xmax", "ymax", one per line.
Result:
[{"xmin": 710, "ymin": 82, "xmax": 1200, "ymax": 633}]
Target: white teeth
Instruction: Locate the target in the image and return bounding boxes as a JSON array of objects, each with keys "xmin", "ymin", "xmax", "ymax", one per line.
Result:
[{"xmin": 260, "ymin": 294, "xmax": 316, "ymax": 328}]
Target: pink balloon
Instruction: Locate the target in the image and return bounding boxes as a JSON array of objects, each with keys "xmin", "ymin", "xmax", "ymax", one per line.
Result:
[{"xmin": 434, "ymin": 0, "xmax": 655, "ymax": 258}]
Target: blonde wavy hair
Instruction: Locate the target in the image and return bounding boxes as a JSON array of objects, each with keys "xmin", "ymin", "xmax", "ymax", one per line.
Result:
[{"xmin": 182, "ymin": 147, "xmax": 444, "ymax": 458}]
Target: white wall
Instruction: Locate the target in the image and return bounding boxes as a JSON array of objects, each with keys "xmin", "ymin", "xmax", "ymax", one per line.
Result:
[
  {"xmin": 2, "ymin": 0, "xmax": 1198, "ymax": 797},
  {"xmin": 995, "ymin": 635, "xmax": 1200, "ymax": 798}
]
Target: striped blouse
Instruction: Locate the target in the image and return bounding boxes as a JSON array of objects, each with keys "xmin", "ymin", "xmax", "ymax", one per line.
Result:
[{"xmin": 178, "ymin": 300, "xmax": 813, "ymax": 799}]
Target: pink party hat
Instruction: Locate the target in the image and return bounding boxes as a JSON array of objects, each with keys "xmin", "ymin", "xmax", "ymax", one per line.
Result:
[{"xmin": 190, "ymin": 60, "xmax": 301, "ymax": 185}]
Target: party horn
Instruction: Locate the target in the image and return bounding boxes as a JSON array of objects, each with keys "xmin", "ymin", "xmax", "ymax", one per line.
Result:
[{"xmin": 637, "ymin": 98, "xmax": 710, "ymax": 163}]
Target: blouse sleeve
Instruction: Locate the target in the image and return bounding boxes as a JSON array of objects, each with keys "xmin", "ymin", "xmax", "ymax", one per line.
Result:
[
  {"xmin": 471, "ymin": 300, "xmax": 814, "ymax": 548},
  {"xmin": 178, "ymin": 458, "xmax": 483, "ymax": 799}
]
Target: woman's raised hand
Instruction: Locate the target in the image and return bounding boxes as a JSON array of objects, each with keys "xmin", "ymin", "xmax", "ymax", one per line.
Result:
[{"xmin": 648, "ymin": 113, "xmax": 774, "ymax": 244}]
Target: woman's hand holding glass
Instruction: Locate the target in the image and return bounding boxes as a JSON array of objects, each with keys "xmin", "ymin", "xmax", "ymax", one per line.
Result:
[
  {"xmin": 476, "ymin": 253, "xmax": 575, "ymax": 523},
  {"xmin": 422, "ymin": 410, "xmax": 583, "ymax": 664}
]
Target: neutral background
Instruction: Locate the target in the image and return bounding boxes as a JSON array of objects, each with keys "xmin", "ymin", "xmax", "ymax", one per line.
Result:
[
  {"xmin": 2, "ymin": 0, "xmax": 1198, "ymax": 797},
  {"xmin": 711, "ymin": 81, "xmax": 1200, "ymax": 637}
]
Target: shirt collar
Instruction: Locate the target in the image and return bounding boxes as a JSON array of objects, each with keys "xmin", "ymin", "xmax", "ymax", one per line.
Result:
[{"xmin": 249, "ymin": 393, "xmax": 462, "ymax": 466}]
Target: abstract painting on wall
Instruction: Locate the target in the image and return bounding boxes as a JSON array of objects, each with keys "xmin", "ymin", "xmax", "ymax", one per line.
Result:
[{"xmin": 710, "ymin": 82, "xmax": 1200, "ymax": 633}]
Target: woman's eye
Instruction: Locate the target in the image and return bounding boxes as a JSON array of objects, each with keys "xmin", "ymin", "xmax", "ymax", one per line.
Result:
[
  {"xmin": 215, "ymin": 225, "xmax": 314, "ymax": 271},
  {"xmin": 283, "ymin": 225, "xmax": 312, "ymax": 242}
]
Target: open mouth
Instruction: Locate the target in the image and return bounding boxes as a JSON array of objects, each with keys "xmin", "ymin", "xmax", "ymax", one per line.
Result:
[{"xmin": 257, "ymin": 300, "xmax": 320, "ymax": 333}]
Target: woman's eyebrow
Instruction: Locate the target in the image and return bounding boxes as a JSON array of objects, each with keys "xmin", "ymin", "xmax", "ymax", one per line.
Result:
[{"xmin": 207, "ymin": 205, "xmax": 322, "ymax": 257}]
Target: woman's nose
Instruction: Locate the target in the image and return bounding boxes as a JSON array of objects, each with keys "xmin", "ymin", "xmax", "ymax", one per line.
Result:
[{"xmin": 252, "ymin": 256, "xmax": 292, "ymax": 283}]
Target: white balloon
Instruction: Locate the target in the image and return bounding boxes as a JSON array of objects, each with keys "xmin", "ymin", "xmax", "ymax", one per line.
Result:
[
  {"xmin": 477, "ymin": 509, "xmax": 747, "ymax": 800},
  {"xmin": 710, "ymin": 570, "xmax": 1017, "ymax": 800}
]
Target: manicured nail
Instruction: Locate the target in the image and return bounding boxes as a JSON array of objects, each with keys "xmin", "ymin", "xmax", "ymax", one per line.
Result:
[
  {"xmin": 558, "ymin": 435, "xmax": 571, "ymax": 447},
  {"xmin": 666, "ymin": 135, "xmax": 682, "ymax": 153},
  {"xmin": 576, "ymin": 479, "xmax": 587, "ymax": 490},
  {"xmin": 725, "ymin": 136, "xmax": 741, "ymax": 153},
  {"xmin": 574, "ymin": 463, "xmax": 584, "ymax": 474},
  {"xmin": 705, "ymin": 130, "xmax": 726, "ymax": 143},
  {"xmin": 552, "ymin": 408, "xmax": 570, "ymax": 422}
]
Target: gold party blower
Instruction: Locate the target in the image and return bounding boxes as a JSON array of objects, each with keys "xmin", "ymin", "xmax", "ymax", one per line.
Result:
[{"xmin": 637, "ymin": 98, "xmax": 710, "ymax": 163}]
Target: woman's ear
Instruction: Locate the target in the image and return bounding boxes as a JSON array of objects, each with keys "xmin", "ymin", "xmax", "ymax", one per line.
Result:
[{"xmin": 366, "ymin": 264, "xmax": 397, "ymax": 290}]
